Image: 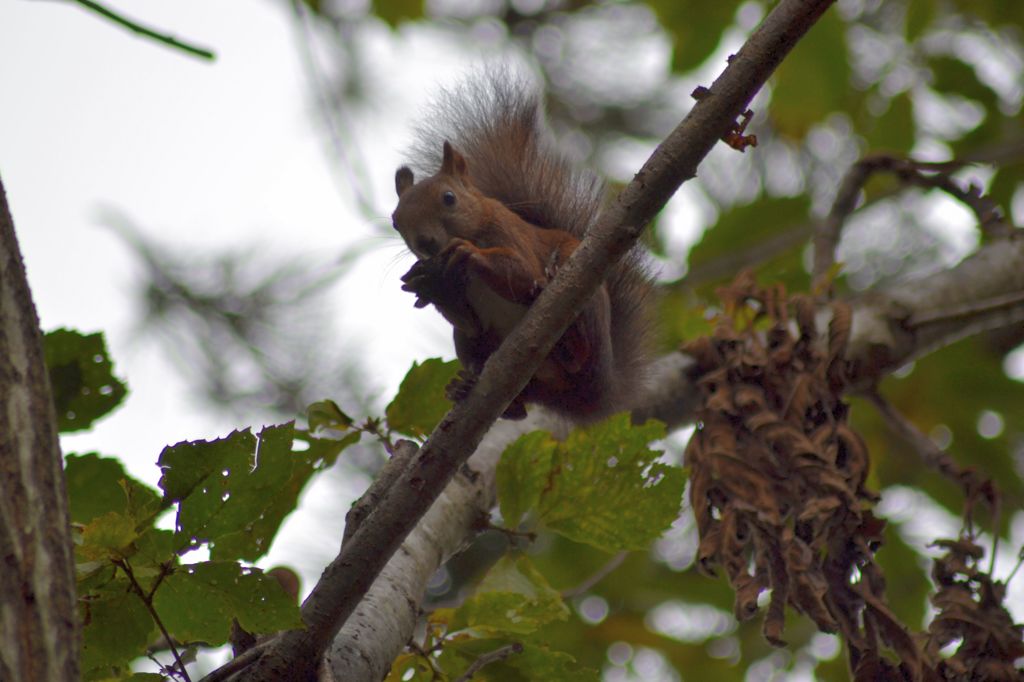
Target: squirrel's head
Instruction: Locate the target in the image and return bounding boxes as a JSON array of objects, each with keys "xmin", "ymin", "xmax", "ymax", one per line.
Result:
[{"xmin": 392, "ymin": 141, "xmax": 487, "ymax": 259}]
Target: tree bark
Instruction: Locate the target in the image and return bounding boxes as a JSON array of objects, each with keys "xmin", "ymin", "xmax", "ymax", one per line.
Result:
[
  {"xmin": 319, "ymin": 412, "xmax": 566, "ymax": 681},
  {"xmin": 0, "ymin": 175, "xmax": 80, "ymax": 680}
]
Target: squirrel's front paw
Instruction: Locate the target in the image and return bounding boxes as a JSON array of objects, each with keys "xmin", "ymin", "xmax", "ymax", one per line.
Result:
[
  {"xmin": 401, "ymin": 259, "xmax": 445, "ymax": 307},
  {"xmin": 529, "ymin": 250, "xmax": 561, "ymax": 297},
  {"xmin": 439, "ymin": 238, "xmax": 481, "ymax": 279}
]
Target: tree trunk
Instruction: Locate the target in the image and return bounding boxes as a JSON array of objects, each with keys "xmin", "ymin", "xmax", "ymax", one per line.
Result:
[{"xmin": 0, "ymin": 174, "xmax": 80, "ymax": 680}]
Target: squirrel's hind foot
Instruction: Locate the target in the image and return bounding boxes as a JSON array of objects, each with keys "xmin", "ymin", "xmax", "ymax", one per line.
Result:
[{"xmin": 445, "ymin": 369, "xmax": 528, "ymax": 420}]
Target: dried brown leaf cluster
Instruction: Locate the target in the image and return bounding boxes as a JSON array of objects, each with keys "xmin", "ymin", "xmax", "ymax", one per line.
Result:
[
  {"xmin": 682, "ymin": 273, "xmax": 1024, "ymax": 680},
  {"xmin": 685, "ymin": 274, "xmax": 884, "ymax": 649},
  {"xmin": 924, "ymin": 538, "xmax": 1024, "ymax": 681}
]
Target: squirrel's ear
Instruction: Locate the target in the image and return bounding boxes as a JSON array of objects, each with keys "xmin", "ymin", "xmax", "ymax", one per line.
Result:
[
  {"xmin": 395, "ymin": 166, "xmax": 414, "ymax": 197},
  {"xmin": 441, "ymin": 140, "xmax": 468, "ymax": 178}
]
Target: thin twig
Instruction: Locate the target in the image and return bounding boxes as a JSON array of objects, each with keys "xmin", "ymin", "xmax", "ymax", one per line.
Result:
[
  {"xmin": 811, "ymin": 154, "xmax": 1008, "ymax": 294},
  {"xmin": 199, "ymin": 641, "xmax": 268, "ymax": 682},
  {"xmin": 1005, "ymin": 547, "xmax": 1024, "ymax": 585},
  {"xmin": 407, "ymin": 641, "xmax": 446, "ymax": 678},
  {"xmin": 288, "ymin": 0, "xmax": 378, "ymax": 218},
  {"xmin": 115, "ymin": 559, "xmax": 192, "ymax": 682},
  {"xmin": 561, "ymin": 551, "xmax": 628, "ymax": 599},
  {"xmin": 680, "ymin": 221, "xmax": 813, "ymax": 290},
  {"xmin": 865, "ymin": 391, "xmax": 997, "ymax": 528},
  {"xmin": 907, "ymin": 290, "xmax": 1024, "ymax": 329},
  {"xmin": 867, "ymin": 390, "xmax": 971, "ymax": 485},
  {"xmin": 72, "ymin": 0, "xmax": 215, "ymax": 60},
  {"xmin": 453, "ymin": 642, "xmax": 524, "ymax": 682}
]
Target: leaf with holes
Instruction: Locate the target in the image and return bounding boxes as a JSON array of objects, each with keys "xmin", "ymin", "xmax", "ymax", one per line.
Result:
[
  {"xmin": 498, "ymin": 416, "xmax": 684, "ymax": 552},
  {"xmin": 152, "ymin": 561, "xmax": 302, "ymax": 645},
  {"xmin": 158, "ymin": 423, "xmax": 351, "ymax": 561},
  {"xmin": 497, "ymin": 430, "xmax": 557, "ymax": 529}
]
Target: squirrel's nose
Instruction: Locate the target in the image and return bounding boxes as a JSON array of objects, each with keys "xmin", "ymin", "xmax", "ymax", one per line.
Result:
[{"xmin": 416, "ymin": 236, "xmax": 440, "ymax": 257}]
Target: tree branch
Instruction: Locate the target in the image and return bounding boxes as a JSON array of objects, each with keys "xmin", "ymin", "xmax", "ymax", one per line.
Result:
[
  {"xmin": 812, "ymin": 154, "xmax": 1010, "ymax": 292},
  {"xmin": 209, "ymin": 2, "xmax": 837, "ymax": 679},
  {"xmin": 846, "ymin": 234, "xmax": 1024, "ymax": 383},
  {"xmin": 0, "ymin": 175, "xmax": 80, "ymax": 678},
  {"xmin": 318, "ymin": 414, "xmax": 564, "ymax": 681},
  {"xmin": 452, "ymin": 643, "xmax": 524, "ymax": 682}
]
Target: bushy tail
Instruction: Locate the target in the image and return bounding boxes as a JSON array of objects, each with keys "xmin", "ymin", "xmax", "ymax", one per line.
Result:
[{"xmin": 406, "ymin": 69, "xmax": 654, "ymax": 413}]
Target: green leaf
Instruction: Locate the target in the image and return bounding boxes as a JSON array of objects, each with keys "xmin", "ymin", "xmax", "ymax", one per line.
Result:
[
  {"xmin": 657, "ymin": 289, "xmax": 717, "ymax": 350},
  {"xmin": 373, "ymin": 0, "xmax": 423, "ymax": 27},
  {"xmin": 685, "ymin": 196, "xmax": 812, "ymax": 297},
  {"xmin": 307, "ymin": 399, "xmax": 353, "ymax": 432},
  {"xmin": 862, "ymin": 92, "xmax": 915, "ymax": 154},
  {"xmin": 649, "ymin": 0, "xmax": 740, "ymax": 73},
  {"xmin": 770, "ymin": 11, "xmax": 851, "ymax": 139},
  {"xmin": 452, "ymin": 555, "xmax": 569, "ymax": 636},
  {"xmin": 497, "ymin": 431, "xmax": 557, "ymax": 528},
  {"xmin": 64, "ymin": 452, "xmax": 161, "ymax": 525},
  {"xmin": 80, "ymin": 586, "xmax": 155, "ymax": 674},
  {"xmin": 79, "ymin": 511, "xmax": 139, "ymax": 561},
  {"xmin": 498, "ymin": 416, "xmax": 685, "ymax": 552},
  {"xmin": 987, "ymin": 167, "xmax": 1023, "ymax": 224},
  {"xmin": 385, "ymin": 652, "xmax": 434, "ymax": 682},
  {"xmin": 44, "ymin": 329, "xmax": 127, "ymax": 432},
  {"xmin": 153, "ymin": 561, "xmax": 302, "ymax": 645},
  {"xmin": 129, "ymin": 529, "xmax": 179, "ymax": 583},
  {"xmin": 385, "ymin": 358, "xmax": 458, "ymax": 438},
  {"xmin": 905, "ymin": 0, "xmax": 935, "ymax": 40},
  {"xmin": 158, "ymin": 423, "xmax": 351, "ymax": 561}
]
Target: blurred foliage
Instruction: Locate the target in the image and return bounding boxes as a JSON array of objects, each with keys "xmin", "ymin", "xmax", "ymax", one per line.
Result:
[
  {"xmin": 106, "ymin": 214, "xmax": 371, "ymax": 425},
  {"xmin": 852, "ymin": 336, "xmax": 1024, "ymax": 517},
  {"xmin": 76, "ymin": 0, "xmax": 1024, "ymax": 679}
]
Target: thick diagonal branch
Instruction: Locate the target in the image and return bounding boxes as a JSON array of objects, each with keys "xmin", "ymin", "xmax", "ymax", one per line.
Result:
[{"xmin": 213, "ymin": 2, "xmax": 837, "ymax": 679}]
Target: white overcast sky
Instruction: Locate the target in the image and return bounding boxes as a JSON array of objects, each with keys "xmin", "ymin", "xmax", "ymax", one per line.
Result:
[{"xmin": 1, "ymin": 0, "xmax": 464, "ymax": 481}]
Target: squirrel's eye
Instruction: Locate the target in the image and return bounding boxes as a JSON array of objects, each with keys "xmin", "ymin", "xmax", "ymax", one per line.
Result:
[{"xmin": 442, "ymin": 191, "xmax": 456, "ymax": 207}]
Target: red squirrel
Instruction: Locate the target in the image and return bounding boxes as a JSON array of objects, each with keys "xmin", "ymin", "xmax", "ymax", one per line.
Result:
[{"xmin": 391, "ymin": 75, "xmax": 652, "ymax": 421}]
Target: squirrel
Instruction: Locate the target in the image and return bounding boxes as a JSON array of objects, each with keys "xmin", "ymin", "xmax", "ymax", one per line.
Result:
[{"xmin": 391, "ymin": 73, "xmax": 652, "ymax": 421}]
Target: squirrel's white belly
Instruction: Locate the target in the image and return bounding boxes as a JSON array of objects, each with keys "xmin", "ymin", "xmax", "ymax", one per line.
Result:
[{"xmin": 465, "ymin": 275, "xmax": 528, "ymax": 338}]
